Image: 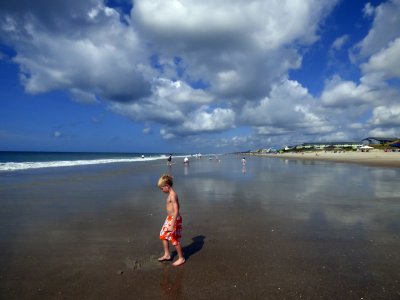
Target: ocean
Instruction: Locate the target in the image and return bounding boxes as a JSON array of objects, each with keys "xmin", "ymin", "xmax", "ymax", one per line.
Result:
[{"xmin": 0, "ymin": 151, "xmax": 185, "ymax": 172}]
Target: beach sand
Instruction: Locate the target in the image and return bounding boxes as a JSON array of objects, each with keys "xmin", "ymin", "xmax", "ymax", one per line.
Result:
[
  {"xmin": 1, "ymin": 157, "xmax": 399, "ymax": 299},
  {"xmin": 271, "ymin": 150, "xmax": 400, "ymax": 168}
]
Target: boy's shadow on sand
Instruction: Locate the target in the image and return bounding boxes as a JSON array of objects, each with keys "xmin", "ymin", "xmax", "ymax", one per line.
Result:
[{"xmin": 172, "ymin": 235, "xmax": 205, "ymax": 260}]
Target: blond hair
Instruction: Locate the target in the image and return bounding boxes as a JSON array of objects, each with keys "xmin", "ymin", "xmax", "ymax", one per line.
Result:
[{"xmin": 157, "ymin": 174, "xmax": 173, "ymax": 187}]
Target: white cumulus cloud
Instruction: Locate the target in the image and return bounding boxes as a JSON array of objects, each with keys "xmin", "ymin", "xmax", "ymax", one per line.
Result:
[{"xmin": 361, "ymin": 37, "xmax": 400, "ymax": 80}]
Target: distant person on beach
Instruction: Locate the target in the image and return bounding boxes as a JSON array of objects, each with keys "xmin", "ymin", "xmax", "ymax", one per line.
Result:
[
  {"xmin": 167, "ymin": 154, "xmax": 172, "ymax": 166},
  {"xmin": 242, "ymin": 157, "xmax": 246, "ymax": 165},
  {"xmin": 157, "ymin": 174, "xmax": 185, "ymax": 266}
]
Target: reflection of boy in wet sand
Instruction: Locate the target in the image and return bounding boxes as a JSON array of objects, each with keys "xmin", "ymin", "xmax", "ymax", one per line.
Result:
[
  {"xmin": 160, "ymin": 266, "xmax": 183, "ymax": 298},
  {"xmin": 157, "ymin": 174, "xmax": 185, "ymax": 266}
]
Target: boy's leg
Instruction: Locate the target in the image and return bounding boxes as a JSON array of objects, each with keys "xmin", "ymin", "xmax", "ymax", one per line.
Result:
[
  {"xmin": 172, "ymin": 244, "xmax": 185, "ymax": 266},
  {"xmin": 158, "ymin": 240, "xmax": 171, "ymax": 261}
]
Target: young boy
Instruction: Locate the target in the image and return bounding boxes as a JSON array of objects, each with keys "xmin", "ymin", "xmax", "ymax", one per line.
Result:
[{"xmin": 157, "ymin": 174, "xmax": 185, "ymax": 266}]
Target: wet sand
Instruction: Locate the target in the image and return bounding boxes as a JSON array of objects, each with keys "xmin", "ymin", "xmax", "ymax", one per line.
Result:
[{"xmin": 1, "ymin": 157, "xmax": 400, "ymax": 299}]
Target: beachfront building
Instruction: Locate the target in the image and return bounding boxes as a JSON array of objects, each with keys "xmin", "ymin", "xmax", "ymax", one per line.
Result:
[
  {"xmin": 362, "ymin": 137, "xmax": 400, "ymax": 145},
  {"xmin": 389, "ymin": 140, "xmax": 400, "ymax": 148},
  {"xmin": 252, "ymin": 148, "xmax": 278, "ymax": 154},
  {"xmin": 284, "ymin": 146, "xmax": 296, "ymax": 151},
  {"xmin": 279, "ymin": 137, "xmax": 400, "ymax": 153},
  {"xmin": 295, "ymin": 142, "xmax": 363, "ymax": 151}
]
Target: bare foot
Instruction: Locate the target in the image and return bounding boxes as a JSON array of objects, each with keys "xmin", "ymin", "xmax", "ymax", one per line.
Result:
[
  {"xmin": 172, "ymin": 257, "xmax": 185, "ymax": 266},
  {"xmin": 158, "ymin": 255, "xmax": 171, "ymax": 262}
]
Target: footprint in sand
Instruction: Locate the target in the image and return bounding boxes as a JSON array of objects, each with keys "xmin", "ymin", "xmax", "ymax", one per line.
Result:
[{"xmin": 125, "ymin": 255, "xmax": 163, "ymax": 271}]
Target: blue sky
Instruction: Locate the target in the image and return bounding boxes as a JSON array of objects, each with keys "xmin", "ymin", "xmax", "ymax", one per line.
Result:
[{"xmin": 1, "ymin": 0, "xmax": 399, "ymax": 153}]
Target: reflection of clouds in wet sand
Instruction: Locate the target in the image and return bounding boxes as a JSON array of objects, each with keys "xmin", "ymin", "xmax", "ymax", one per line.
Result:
[
  {"xmin": 188, "ymin": 178, "xmax": 238, "ymax": 203},
  {"xmin": 233, "ymin": 159, "xmax": 400, "ymax": 244},
  {"xmin": 185, "ymin": 158, "xmax": 399, "ymax": 239},
  {"xmin": 369, "ymin": 168, "xmax": 400, "ymax": 198}
]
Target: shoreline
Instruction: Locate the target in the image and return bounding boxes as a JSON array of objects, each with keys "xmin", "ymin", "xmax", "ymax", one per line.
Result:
[{"xmin": 251, "ymin": 150, "xmax": 400, "ymax": 168}]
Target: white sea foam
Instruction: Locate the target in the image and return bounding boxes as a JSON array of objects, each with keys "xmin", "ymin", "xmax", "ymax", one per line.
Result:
[{"xmin": 0, "ymin": 156, "xmax": 168, "ymax": 171}]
